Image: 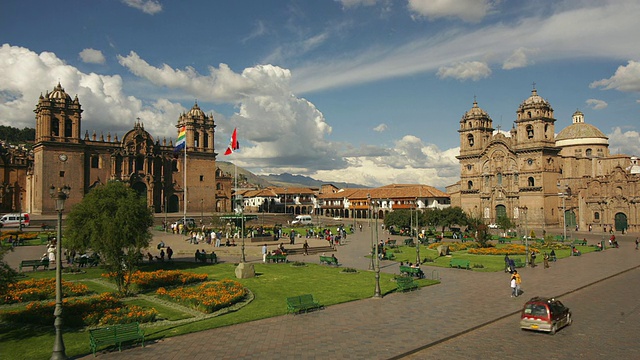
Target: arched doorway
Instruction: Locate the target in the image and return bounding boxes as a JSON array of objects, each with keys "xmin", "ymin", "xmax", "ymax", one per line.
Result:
[
  {"xmin": 495, "ymin": 204, "xmax": 506, "ymax": 221},
  {"xmin": 565, "ymin": 210, "xmax": 576, "ymax": 228},
  {"xmin": 614, "ymin": 212, "xmax": 628, "ymax": 232},
  {"xmin": 131, "ymin": 182, "xmax": 147, "ymax": 199},
  {"xmin": 168, "ymin": 194, "xmax": 180, "ymax": 213}
]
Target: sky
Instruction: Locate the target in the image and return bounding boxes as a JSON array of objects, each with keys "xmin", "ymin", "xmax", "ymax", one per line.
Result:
[{"xmin": 1, "ymin": 0, "xmax": 640, "ymax": 189}]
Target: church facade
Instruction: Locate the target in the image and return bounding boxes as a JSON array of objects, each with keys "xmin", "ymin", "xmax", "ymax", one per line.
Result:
[
  {"xmin": 17, "ymin": 83, "xmax": 233, "ymax": 215},
  {"xmin": 446, "ymin": 88, "xmax": 640, "ymax": 234}
]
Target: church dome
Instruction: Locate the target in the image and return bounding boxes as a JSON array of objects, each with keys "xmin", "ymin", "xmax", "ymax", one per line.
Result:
[
  {"xmin": 187, "ymin": 102, "xmax": 204, "ymax": 118},
  {"xmin": 556, "ymin": 110, "xmax": 608, "ymax": 147},
  {"xmin": 47, "ymin": 82, "xmax": 72, "ymax": 101},
  {"xmin": 461, "ymin": 100, "xmax": 491, "ymax": 122},
  {"xmin": 520, "ymin": 88, "xmax": 550, "ymax": 108}
]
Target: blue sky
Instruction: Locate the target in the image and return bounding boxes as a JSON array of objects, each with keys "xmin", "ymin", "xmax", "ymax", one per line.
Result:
[{"xmin": 1, "ymin": 0, "xmax": 640, "ymax": 189}]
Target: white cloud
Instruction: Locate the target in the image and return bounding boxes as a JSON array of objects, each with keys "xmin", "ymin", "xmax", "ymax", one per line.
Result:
[
  {"xmin": 608, "ymin": 127, "xmax": 640, "ymax": 156},
  {"xmin": 502, "ymin": 47, "xmax": 537, "ymax": 70},
  {"xmin": 373, "ymin": 123, "xmax": 387, "ymax": 132},
  {"xmin": 79, "ymin": 48, "xmax": 106, "ymax": 64},
  {"xmin": 408, "ymin": 0, "xmax": 494, "ymax": 23},
  {"xmin": 337, "ymin": 0, "xmax": 380, "ymax": 8},
  {"xmin": 121, "ymin": 0, "xmax": 162, "ymax": 15},
  {"xmin": 437, "ymin": 61, "xmax": 491, "ymax": 81},
  {"xmin": 585, "ymin": 98, "xmax": 608, "ymax": 110},
  {"xmin": 293, "ymin": 1, "xmax": 640, "ymax": 94},
  {"xmin": 242, "ymin": 20, "xmax": 268, "ymax": 43},
  {"xmin": 590, "ymin": 60, "xmax": 640, "ymax": 92}
]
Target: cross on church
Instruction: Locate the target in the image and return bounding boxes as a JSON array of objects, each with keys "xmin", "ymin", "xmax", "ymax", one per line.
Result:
[{"xmin": 532, "ymin": 81, "xmax": 536, "ymax": 90}]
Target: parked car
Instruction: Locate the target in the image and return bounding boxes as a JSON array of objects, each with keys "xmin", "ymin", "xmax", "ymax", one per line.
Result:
[
  {"xmin": 520, "ymin": 297, "xmax": 572, "ymax": 334},
  {"xmin": 172, "ymin": 217, "xmax": 196, "ymax": 228},
  {"xmin": 488, "ymin": 223, "xmax": 499, "ymax": 229}
]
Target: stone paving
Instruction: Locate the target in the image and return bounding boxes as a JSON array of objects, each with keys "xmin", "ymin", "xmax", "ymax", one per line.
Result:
[{"xmin": 5, "ymin": 224, "xmax": 640, "ymax": 359}]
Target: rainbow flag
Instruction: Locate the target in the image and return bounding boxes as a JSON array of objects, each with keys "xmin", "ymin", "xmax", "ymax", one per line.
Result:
[{"xmin": 175, "ymin": 126, "xmax": 186, "ymax": 151}]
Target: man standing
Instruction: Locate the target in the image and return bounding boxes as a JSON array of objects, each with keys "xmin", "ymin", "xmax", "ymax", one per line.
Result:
[
  {"xmin": 635, "ymin": 238, "xmax": 639, "ymax": 250},
  {"xmin": 262, "ymin": 244, "xmax": 268, "ymax": 263}
]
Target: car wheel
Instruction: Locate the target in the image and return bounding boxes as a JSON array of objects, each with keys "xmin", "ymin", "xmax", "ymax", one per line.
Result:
[{"xmin": 550, "ymin": 323, "xmax": 557, "ymax": 335}]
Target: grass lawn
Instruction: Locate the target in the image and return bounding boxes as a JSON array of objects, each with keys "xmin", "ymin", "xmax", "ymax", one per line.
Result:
[{"xmin": 0, "ymin": 261, "xmax": 438, "ymax": 359}]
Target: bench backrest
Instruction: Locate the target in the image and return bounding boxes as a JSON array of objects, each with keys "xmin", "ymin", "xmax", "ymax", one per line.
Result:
[
  {"xmin": 90, "ymin": 326, "xmax": 116, "ymax": 340},
  {"xmin": 115, "ymin": 322, "xmax": 141, "ymax": 338},
  {"xmin": 400, "ymin": 265, "xmax": 419, "ymax": 273},
  {"xmin": 299, "ymin": 294, "xmax": 316, "ymax": 304}
]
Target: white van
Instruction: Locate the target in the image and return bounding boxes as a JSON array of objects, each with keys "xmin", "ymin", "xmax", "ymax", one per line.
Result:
[
  {"xmin": 0, "ymin": 213, "xmax": 30, "ymax": 228},
  {"xmin": 292, "ymin": 215, "xmax": 313, "ymax": 225}
]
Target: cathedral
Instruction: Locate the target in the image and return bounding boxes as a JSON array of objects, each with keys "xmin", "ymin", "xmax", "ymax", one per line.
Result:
[
  {"xmin": 446, "ymin": 87, "xmax": 640, "ymax": 233},
  {"xmin": 1, "ymin": 83, "xmax": 233, "ymax": 215}
]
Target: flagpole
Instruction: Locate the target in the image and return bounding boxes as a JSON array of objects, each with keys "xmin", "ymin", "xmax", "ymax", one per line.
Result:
[{"xmin": 183, "ymin": 142, "xmax": 187, "ymax": 231}]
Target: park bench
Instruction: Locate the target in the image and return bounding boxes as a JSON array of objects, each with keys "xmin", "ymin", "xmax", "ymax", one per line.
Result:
[
  {"xmin": 386, "ymin": 239, "xmax": 397, "ymax": 248},
  {"xmin": 195, "ymin": 252, "xmax": 217, "ymax": 263},
  {"xmin": 396, "ymin": 277, "xmax": 418, "ymax": 292},
  {"xmin": 572, "ymin": 239, "xmax": 587, "ymax": 246},
  {"xmin": 460, "ymin": 237, "xmax": 473, "ymax": 243},
  {"xmin": 89, "ymin": 322, "xmax": 145, "ymax": 356},
  {"xmin": 19, "ymin": 259, "xmax": 49, "ymax": 272},
  {"xmin": 382, "ymin": 252, "xmax": 395, "ymax": 260},
  {"xmin": 266, "ymin": 253, "xmax": 288, "ymax": 263},
  {"xmin": 535, "ymin": 239, "xmax": 546, "ymax": 245},
  {"xmin": 286, "ymin": 294, "xmax": 322, "ymax": 314},
  {"xmin": 449, "ymin": 259, "xmax": 470, "ymax": 270},
  {"xmin": 498, "ymin": 238, "xmax": 512, "ymax": 244},
  {"xmin": 513, "ymin": 258, "xmax": 525, "ymax": 268},
  {"xmin": 404, "ymin": 238, "xmax": 415, "ymax": 246},
  {"xmin": 554, "ymin": 235, "xmax": 566, "ymax": 242},
  {"xmin": 319, "ymin": 255, "xmax": 339, "ymax": 266},
  {"xmin": 399, "ymin": 265, "xmax": 424, "ymax": 278}
]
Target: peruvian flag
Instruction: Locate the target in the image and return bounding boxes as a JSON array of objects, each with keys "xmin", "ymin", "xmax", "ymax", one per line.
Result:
[{"xmin": 224, "ymin": 128, "xmax": 240, "ymax": 155}]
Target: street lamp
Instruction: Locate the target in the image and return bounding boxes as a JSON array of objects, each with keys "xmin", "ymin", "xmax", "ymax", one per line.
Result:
[
  {"xmin": 520, "ymin": 205, "xmax": 528, "ymax": 265},
  {"xmin": 414, "ymin": 198, "xmax": 420, "ymax": 264},
  {"xmin": 373, "ymin": 198, "xmax": 382, "ymax": 298},
  {"xmin": 558, "ymin": 192, "xmax": 567, "ymax": 241},
  {"xmin": 368, "ymin": 194, "xmax": 374, "ymax": 270},
  {"xmin": 200, "ymin": 198, "xmax": 204, "ymax": 226},
  {"xmin": 236, "ymin": 194, "xmax": 246, "ymax": 263},
  {"xmin": 49, "ymin": 184, "xmax": 71, "ymax": 360}
]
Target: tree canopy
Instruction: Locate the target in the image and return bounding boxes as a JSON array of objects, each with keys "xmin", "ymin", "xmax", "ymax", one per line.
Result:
[
  {"xmin": 64, "ymin": 181, "xmax": 154, "ymax": 294},
  {"xmin": 0, "ymin": 246, "xmax": 18, "ymax": 293}
]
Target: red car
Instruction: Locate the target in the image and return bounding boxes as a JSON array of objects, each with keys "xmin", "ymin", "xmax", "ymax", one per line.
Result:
[{"xmin": 520, "ymin": 297, "xmax": 572, "ymax": 334}]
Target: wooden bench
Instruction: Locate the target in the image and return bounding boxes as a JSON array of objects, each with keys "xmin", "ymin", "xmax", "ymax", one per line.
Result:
[
  {"xmin": 89, "ymin": 322, "xmax": 145, "ymax": 356},
  {"xmin": 195, "ymin": 252, "xmax": 218, "ymax": 263},
  {"xmin": 286, "ymin": 294, "xmax": 322, "ymax": 314},
  {"xmin": 449, "ymin": 259, "xmax": 470, "ymax": 270},
  {"xmin": 396, "ymin": 277, "xmax": 418, "ymax": 292},
  {"xmin": 399, "ymin": 265, "xmax": 424, "ymax": 278},
  {"xmin": 573, "ymin": 239, "xmax": 587, "ymax": 246},
  {"xmin": 266, "ymin": 253, "xmax": 288, "ymax": 263},
  {"xmin": 19, "ymin": 259, "xmax": 49, "ymax": 272},
  {"xmin": 319, "ymin": 255, "xmax": 339, "ymax": 266}
]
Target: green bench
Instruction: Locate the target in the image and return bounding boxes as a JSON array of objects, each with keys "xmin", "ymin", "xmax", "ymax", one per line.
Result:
[
  {"xmin": 396, "ymin": 277, "xmax": 418, "ymax": 292},
  {"xmin": 498, "ymin": 238, "xmax": 512, "ymax": 244},
  {"xmin": 266, "ymin": 253, "xmax": 288, "ymax": 263},
  {"xmin": 286, "ymin": 294, "xmax": 322, "ymax": 314},
  {"xmin": 386, "ymin": 239, "xmax": 397, "ymax": 248},
  {"xmin": 399, "ymin": 265, "xmax": 424, "ymax": 278},
  {"xmin": 89, "ymin": 322, "xmax": 145, "ymax": 356},
  {"xmin": 450, "ymin": 259, "xmax": 470, "ymax": 269},
  {"xmin": 319, "ymin": 255, "xmax": 339, "ymax": 265},
  {"xmin": 382, "ymin": 252, "xmax": 395, "ymax": 260},
  {"xmin": 513, "ymin": 258, "xmax": 525, "ymax": 268},
  {"xmin": 404, "ymin": 238, "xmax": 415, "ymax": 246},
  {"xmin": 572, "ymin": 239, "xmax": 587, "ymax": 246},
  {"xmin": 554, "ymin": 235, "xmax": 566, "ymax": 242},
  {"xmin": 19, "ymin": 259, "xmax": 49, "ymax": 272},
  {"xmin": 196, "ymin": 252, "xmax": 218, "ymax": 263}
]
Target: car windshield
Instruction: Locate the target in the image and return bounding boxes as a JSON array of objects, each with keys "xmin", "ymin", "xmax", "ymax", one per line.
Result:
[{"xmin": 524, "ymin": 304, "xmax": 548, "ymax": 317}]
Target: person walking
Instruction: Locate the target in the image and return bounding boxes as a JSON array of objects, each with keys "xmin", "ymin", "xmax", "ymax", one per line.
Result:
[
  {"xmin": 166, "ymin": 246, "xmax": 173, "ymax": 261},
  {"xmin": 262, "ymin": 244, "xmax": 268, "ymax": 263},
  {"xmin": 543, "ymin": 251, "xmax": 550, "ymax": 268},
  {"xmin": 635, "ymin": 238, "xmax": 639, "ymax": 250},
  {"xmin": 303, "ymin": 240, "xmax": 309, "ymax": 256},
  {"xmin": 511, "ymin": 270, "xmax": 522, "ymax": 297},
  {"xmin": 510, "ymin": 275, "xmax": 517, "ymax": 297}
]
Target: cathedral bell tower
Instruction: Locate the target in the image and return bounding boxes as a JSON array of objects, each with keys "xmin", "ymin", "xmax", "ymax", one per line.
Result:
[{"xmin": 514, "ymin": 87, "xmax": 556, "ymax": 149}]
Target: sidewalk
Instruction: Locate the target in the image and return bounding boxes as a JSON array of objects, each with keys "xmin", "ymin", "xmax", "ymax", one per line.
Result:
[{"xmin": 73, "ymin": 223, "xmax": 640, "ymax": 360}]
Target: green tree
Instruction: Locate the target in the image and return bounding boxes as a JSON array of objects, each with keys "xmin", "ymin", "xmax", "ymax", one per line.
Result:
[
  {"xmin": 0, "ymin": 246, "xmax": 18, "ymax": 293},
  {"xmin": 496, "ymin": 215, "xmax": 514, "ymax": 233},
  {"xmin": 64, "ymin": 181, "xmax": 154, "ymax": 294},
  {"xmin": 439, "ymin": 207, "xmax": 468, "ymax": 232},
  {"xmin": 383, "ymin": 209, "xmax": 412, "ymax": 230}
]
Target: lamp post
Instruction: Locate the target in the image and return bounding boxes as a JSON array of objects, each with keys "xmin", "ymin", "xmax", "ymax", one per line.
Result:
[
  {"xmin": 520, "ymin": 205, "xmax": 528, "ymax": 264},
  {"xmin": 415, "ymin": 199, "xmax": 420, "ymax": 264},
  {"xmin": 200, "ymin": 198, "xmax": 204, "ymax": 226},
  {"xmin": 283, "ymin": 188, "xmax": 287, "ymax": 216},
  {"xmin": 49, "ymin": 184, "xmax": 70, "ymax": 360},
  {"xmin": 559, "ymin": 193, "xmax": 567, "ymax": 241},
  {"xmin": 368, "ymin": 194, "xmax": 374, "ymax": 270},
  {"xmin": 373, "ymin": 198, "xmax": 382, "ymax": 298},
  {"xmin": 164, "ymin": 196, "xmax": 168, "ymax": 232},
  {"xmin": 236, "ymin": 194, "xmax": 246, "ymax": 263}
]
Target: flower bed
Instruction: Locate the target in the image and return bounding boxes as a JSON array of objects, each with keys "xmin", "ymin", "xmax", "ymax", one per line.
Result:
[
  {"xmin": 0, "ymin": 293, "xmax": 157, "ymax": 327},
  {"xmin": 103, "ymin": 269, "xmax": 208, "ymax": 291},
  {"xmin": 1, "ymin": 278, "xmax": 90, "ymax": 305},
  {"xmin": 427, "ymin": 241, "xmax": 479, "ymax": 252},
  {"xmin": 468, "ymin": 244, "xmax": 538, "ymax": 256},
  {"xmin": 156, "ymin": 279, "xmax": 246, "ymax": 313}
]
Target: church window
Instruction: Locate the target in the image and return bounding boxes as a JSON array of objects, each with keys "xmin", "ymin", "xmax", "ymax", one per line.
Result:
[
  {"xmin": 59, "ymin": 171, "xmax": 65, "ymax": 178},
  {"xmin": 527, "ymin": 111, "xmax": 532, "ymax": 118},
  {"xmin": 528, "ymin": 177, "xmax": 535, "ymax": 187},
  {"xmin": 467, "ymin": 134, "xmax": 474, "ymax": 147},
  {"xmin": 467, "ymin": 164, "xmax": 472, "ymax": 170},
  {"xmin": 216, "ymin": 183, "xmax": 222, "ymax": 190},
  {"xmin": 204, "ymin": 133, "xmax": 210, "ymax": 148},
  {"xmin": 467, "ymin": 181, "xmax": 473, "ymax": 190},
  {"xmin": 586, "ymin": 148, "xmax": 592, "ymax": 157},
  {"xmin": 497, "ymin": 173, "xmax": 503, "ymax": 185},
  {"xmin": 544, "ymin": 124, "xmax": 549, "ymax": 138},
  {"xmin": 527, "ymin": 159, "xmax": 533, "ymax": 166},
  {"xmin": 91, "ymin": 155, "xmax": 99, "ymax": 169},
  {"xmin": 64, "ymin": 119, "xmax": 73, "ymax": 137},
  {"xmin": 194, "ymin": 132, "xmax": 199, "ymax": 147},
  {"xmin": 51, "ymin": 119, "xmax": 60, "ymax": 137},
  {"xmin": 172, "ymin": 159, "xmax": 178, "ymax": 172},
  {"xmin": 594, "ymin": 212, "xmax": 600, "ymax": 220},
  {"xmin": 526, "ymin": 125, "xmax": 534, "ymax": 139}
]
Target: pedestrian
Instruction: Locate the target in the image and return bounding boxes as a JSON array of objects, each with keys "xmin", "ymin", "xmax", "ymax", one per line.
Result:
[
  {"xmin": 166, "ymin": 246, "xmax": 173, "ymax": 260},
  {"xmin": 262, "ymin": 244, "xmax": 268, "ymax": 263},
  {"xmin": 512, "ymin": 270, "xmax": 522, "ymax": 296},
  {"xmin": 510, "ymin": 275, "xmax": 517, "ymax": 297},
  {"xmin": 303, "ymin": 240, "xmax": 309, "ymax": 256},
  {"xmin": 543, "ymin": 252, "xmax": 550, "ymax": 268},
  {"xmin": 529, "ymin": 250, "xmax": 537, "ymax": 268},
  {"xmin": 635, "ymin": 238, "xmax": 639, "ymax": 250},
  {"xmin": 159, "ymin": 249, "xmax": 165, "ymax": 261}
]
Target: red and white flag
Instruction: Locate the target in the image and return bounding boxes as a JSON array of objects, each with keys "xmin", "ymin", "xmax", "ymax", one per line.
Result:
[{"xmin": 224, "ymin": 128, "xmax": 240, "ymax": 155}]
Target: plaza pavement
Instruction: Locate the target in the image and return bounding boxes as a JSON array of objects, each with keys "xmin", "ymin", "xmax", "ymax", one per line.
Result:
[{"xmin": 5, "ymin": 224, "xmax": 640, "ymax": 359}]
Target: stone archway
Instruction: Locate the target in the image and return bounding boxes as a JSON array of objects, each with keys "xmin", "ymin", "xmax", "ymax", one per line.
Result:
[
  {"xmin": 614, "ymin": 212, "xmax": 628, "ymax": 232},
  {"xmin": 168, "ymin": 194, "xmax": 180, "ymax": 213}
]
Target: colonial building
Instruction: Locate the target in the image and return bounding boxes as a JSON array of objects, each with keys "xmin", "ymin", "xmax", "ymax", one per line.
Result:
[
  {"xmin": 11, "ymin": 83, "xmax": 233, "ymax": 215},
  {"xmin": 447, "ymin": 87, "xmax": 640, "ymax": 233}
]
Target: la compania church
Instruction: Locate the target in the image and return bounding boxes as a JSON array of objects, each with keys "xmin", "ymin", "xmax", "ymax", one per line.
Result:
[
  {"xmin": 0, "ymin": 83, "xmax": 233, "ymax": 216},
  {"xmin": 0, "ymin": 83, "xmax": 639, "ymax": 233}
]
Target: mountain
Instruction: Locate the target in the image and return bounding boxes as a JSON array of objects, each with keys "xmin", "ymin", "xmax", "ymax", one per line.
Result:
[{"xmin": 216, "ymin": 161, "xmax": 368, "ymax": 189}]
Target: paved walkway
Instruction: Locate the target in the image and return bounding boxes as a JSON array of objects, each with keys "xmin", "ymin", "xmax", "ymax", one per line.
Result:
[{"xmin": 6, "ymin": 224, "xmax": 640, "ymax": 359}]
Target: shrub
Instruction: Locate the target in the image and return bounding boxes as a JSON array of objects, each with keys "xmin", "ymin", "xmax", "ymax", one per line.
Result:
[{"xmin": 2, "ymin": 278, "xmax": 90, "ymax": 304}]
